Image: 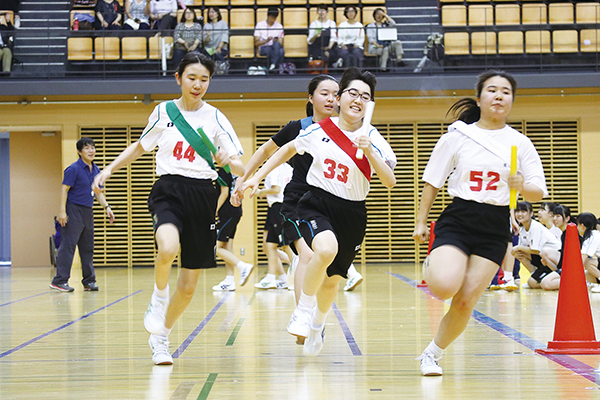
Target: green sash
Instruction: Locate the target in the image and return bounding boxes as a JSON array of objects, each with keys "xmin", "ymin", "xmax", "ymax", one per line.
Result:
[{"xmin": 165, "ymin": 101, "xmax": 229, "ymax": 186}]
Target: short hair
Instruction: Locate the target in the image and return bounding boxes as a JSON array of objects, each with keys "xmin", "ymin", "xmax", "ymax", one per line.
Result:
[
  {"xmin": 338, "ymin": 67, "xmax": 377, "ymax": 100},
  {"xmin": 540, "ymin": 202, "xmax": 556, "ymax": 213},
  {"xmin": 516, "ymin": 201, "xmax": 533, "ymax": 213},
  {"xmin": 344, "ymin": 6, "xmax": 358, "ymax": 18},
  {"xmin": 267, "ymin": 7, "xmax": 279, "ymax": 18},
  {"xmin": 373, "ymin": 7, "xmax": 385, "ymax": 19},
  {"xmin": 317, "ymin": 4, "xmax": 328, "ymax": 11},
  {"xmin": 207, "ymin": 7, "xmax": 222, "ymax": 22},
  {"xmin": 177, "ymin": 52, "xmax": 215, "ymax": 78},
  {"xmin": 181, "ymin": 8, "xmax": 199, "ymax": 24},
  {"xmin": 77, "ymin": 137, "xmax": 95, "ymax": 152}
]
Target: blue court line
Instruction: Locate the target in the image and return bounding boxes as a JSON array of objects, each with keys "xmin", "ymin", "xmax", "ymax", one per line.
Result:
[
  {"xmin": 389, "ymin": 272, "xmax": 600, "ymax": 385},
  {"xmin": 172, "ymin": 292, "xmax": 232, "ymax": 359},
  {"xmin": 0, "ymin": 291, "xmax": 49, "ymax": 308},
  {"xmin": 0, "ymin": 290, "xmax": 142, "ymax": 359},
  {"xmin": 332, "ymin": 302, "xmax": 362, "ymax": 356}
]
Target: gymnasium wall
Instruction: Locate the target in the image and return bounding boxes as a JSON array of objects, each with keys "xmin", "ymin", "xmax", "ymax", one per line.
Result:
[{"xmin": 1, "ymin": 90, "xmax": 598, "ymax": 267}]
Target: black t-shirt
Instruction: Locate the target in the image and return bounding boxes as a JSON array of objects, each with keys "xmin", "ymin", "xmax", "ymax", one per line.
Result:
[
  {"xmin": 271, "ymin": 119, "xmax": 314, "ymax": 195},
  {"xmin": 217, "ymin": 168, "xmax": 242, "ymax": 219}
]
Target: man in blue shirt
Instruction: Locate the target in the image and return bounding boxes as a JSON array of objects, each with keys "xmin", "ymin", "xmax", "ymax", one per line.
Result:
[{"xmin": 50, "ymin": 138, "xmax": 114, "ymax": 292}]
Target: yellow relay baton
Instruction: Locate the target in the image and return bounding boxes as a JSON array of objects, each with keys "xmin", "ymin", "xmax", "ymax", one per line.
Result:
[{"xmin": 510, "ymin": 145, "xmax": 517, "ymax": 209}]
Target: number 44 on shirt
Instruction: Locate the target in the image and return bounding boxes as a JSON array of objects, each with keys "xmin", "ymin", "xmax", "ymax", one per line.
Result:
[{"xmin": 173, "ymin": 141, "xmax": 196, "ymax": 163}]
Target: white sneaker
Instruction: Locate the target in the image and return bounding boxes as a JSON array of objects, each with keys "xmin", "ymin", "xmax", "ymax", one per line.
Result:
[
  {"xmin": 212, "ymin": 279, "xmax": 236, "ymax": 291},
  {"xmin": 344, "ymin": 273, "xmax": 363, "ymax": 292},
  {"xmin": 254, "ymin": 277, "xmax": 276, "ymax": 290},
  {"xmin": 276, "ymin": 279, "xmax": 288, "ymax": 290},
  {"xmin": 333, "ymin": 58, "xmax": 343, "ymax": 68},
  {"xmin": 149, "ymin": 334, "xmax": 173, "ymax": 365},
  {"xmin": 144, "ymin": 293, "xmax": 169, "ymax": 336},
  {"xmin": 303, "ymin": 325, "xmax": 325, "ymax": 357},
  {"xmin": 417, "ymin": 350, "xmax": 443, "ymax": 376},
  {"xmin": 522, "ymin": 283, "xmax": 531, "ymax": 289},
  {"xmin": 269, "ymin": 63, "xmax": 276, "ymax": 70},
  {"xmin": 287, "ymin": 306, "xmax": 312, "ymax": 340},
  {"xmin": 591, "ymin": 285, "xmax": 600, "ymax": 293},
  {"xmin": 500, "ymin": 279, "xmax": 519, "ymax": 292},
  {"xmin": 238, "ymin": 262, "xmax": 255, "ymax": 286}
]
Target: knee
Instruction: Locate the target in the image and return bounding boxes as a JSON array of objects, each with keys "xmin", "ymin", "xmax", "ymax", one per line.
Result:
[
  {"xmin": 157, "ymin": 242, "xmax": 179, "ymax": 261},
  {"xmin": 428, "ymin": 283, "xmax": 459, "ymax": 301},
  {"xmin": 177, "ymin": 280, "xmax": 197, "ymax": 299}
]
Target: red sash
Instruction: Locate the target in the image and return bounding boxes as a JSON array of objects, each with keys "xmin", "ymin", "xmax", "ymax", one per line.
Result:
[{"xmin": 319, "ymin": 117, "xmax": 371, "ymax": 181}]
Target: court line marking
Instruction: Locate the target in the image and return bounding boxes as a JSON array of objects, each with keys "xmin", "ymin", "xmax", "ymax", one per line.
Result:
[
  {"xmin": 225, "ymin": 318, "xmax": 245, "ymax": 346},
  {"xmin": 172, "ymin": 292, "xmax": 232, "ymax": 359},
  {"xmin": 332, "ymin": 302, "xmax": 362, "ymax": 356},
  {"xmin": 170, "ymin": 382, "xmax": 195, "ymax": 400},
  {"xmin": 390, "ymin": 272, "xmax": 600, "ymax": 385},
  {"xmin": 0, "ymin": 290, "xmax": 143, "ymax": 359},
  {"xmin": 0, "ymin": 291, "xmax": 49, "ymax": 308},
  {"xmin": 196, "ymin": 373, "xmax": 218, "ymax": 400}
]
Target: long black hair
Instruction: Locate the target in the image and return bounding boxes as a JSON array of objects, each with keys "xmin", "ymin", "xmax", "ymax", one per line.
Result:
[
  {"xmin": 553, "ymin": 204, "xmax": 572, "ymax": 225},
  {"xmin": 577, "ymin": 212, "xmax": 597, "ymax": 243},
  {"xmin": 306, "ymin": 74, "xmax": 338, "ymax": 117},
  {"xmin": 447, "ymin": 70, "xmax": 518, "ymax": 124}
]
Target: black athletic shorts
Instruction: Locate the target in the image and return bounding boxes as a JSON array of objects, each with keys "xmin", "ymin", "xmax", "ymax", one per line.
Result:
[
  {"xmin": 264, "ymin": 202, "xmax": 284, "ymax": 245},
  {"xmin": 280, "ymin": 191, "xmax": 304, "ymax": 251},
  {"xmin": 148, "ymin": 174, "xmax": 218, "ymax": 270},
  {"xmin": 297, "ymin": 187, "xmax": 366, "ymax": 279},
  {"xmin": 530, "ymin": 254, "xmax": 553, "ymax": 282},
  {"xmin": 217, "ymin": 216, "xmax": 240, "ymax": 243},
  {"xmin": 431, "ymin": 197, "xmax": 510, "ymax": 266}
]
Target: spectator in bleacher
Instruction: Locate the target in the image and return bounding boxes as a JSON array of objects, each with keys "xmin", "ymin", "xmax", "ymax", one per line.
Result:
[
  {"xmin": 123, "ymin": 0, "xmax": 150, "ymax": 30},
  {"xmin": 204, "ymin": 6, "xmax": 228, "ymax": 63},
  {"xmin": 147, "ymin": 0, "xmax": 177, "ymax": 33},
  {"xmin": 254, "ymin": 7, "xmax": 285, "ymax": 72},
  {"xmin": 172, "ymin": 8, "xmax": 203, "ymax": 68},
  {"xmin": 0, "ymin": 11, "xmax": 13, "ymax": 74},
  {"xmin": 365, "ymin": 7, "xmax": 403, "ymax": 71},
  {"xmin": 334, "ymin": 6, "xmax": 364, "ymax": 69},
  {"xmin": 0, "ymin": 0, "xmax": 19, "ymax": 28},
  {"xmin": 307, "ymin": 4, "xmax": 336, "ymax": 62},
  {"xmin": 94, "ymin": 0, "xmax": 123, "ymax": 30}
]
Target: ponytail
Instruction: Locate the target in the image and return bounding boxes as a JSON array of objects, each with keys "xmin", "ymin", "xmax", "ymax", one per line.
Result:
[{"xmin": 447, "ymin": 98, "xmax": 480, "ymax": 124}]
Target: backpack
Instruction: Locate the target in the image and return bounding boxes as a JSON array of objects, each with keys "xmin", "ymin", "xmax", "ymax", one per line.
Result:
[
  {"xmin": 215, "ymin": 60, "xmax": 230, "ymax": 75},
  {"xmin": 426, "ymin": 33, "xmax": 444, "ymax": 62},
  {"xmin": 279, "ymin": 62, "xmax": 296, "ymax": 75}
]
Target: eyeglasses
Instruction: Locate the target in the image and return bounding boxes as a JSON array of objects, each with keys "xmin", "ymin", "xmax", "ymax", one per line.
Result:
[{"xmin": 341, "ymin": 88, "xmax": 372, "ymax": 102}]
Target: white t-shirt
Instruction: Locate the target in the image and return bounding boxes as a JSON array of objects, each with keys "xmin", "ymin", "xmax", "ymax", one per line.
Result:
[
  {"xmin": 264, "ymin": 162, "xmax": 293, "ymax": 207},
  {"xmin": 254, "ymin": 20, "xmax": 284, "ymax": 48},
  {"xmin": 423, "ymin": 121, "xmax": 547, "ymax": 205},
  {"xmin": 518, "ymin": 219, "xmax": 561, "ymax": 252},
  {"xmin": 139, "ymin": 101, "xmax": 243, "ymax": 180},
  {"xmin": 337, "ymin": 21, "xmax": 365, "ymax": 48},
  {"xmin": 549, "ymin": 225, "xmax": 562, "ymax": 240},
  {"xmin": 293, "ymin": 117, "xmax": 396, "ymax": 201},
  {"xmin": 581, "ymin": 230, "xmax": 600, "ymax": 258}
]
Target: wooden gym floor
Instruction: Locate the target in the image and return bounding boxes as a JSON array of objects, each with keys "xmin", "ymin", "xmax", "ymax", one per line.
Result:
[{"xmin": 2, "ymin": 263, "xmax": 600, "ymax": 399}]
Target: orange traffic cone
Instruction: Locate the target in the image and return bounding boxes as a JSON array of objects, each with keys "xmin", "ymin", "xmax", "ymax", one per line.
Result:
[
  {"xmin": 536, "ymin": 223, "xmax": 600, "ymax": 354},
  {"xmin": 417, "ymin": 221, "xmax": 435, "ymax": 288}
]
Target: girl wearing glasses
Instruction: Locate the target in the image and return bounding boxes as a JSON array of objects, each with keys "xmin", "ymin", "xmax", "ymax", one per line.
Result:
[
  {"xmin": 240, "ymin": 67, "xmax": 396, "ymax": 356},
  {"xmin": 412, "ymin": 70, "xmax": 547, "ymax": 376}
]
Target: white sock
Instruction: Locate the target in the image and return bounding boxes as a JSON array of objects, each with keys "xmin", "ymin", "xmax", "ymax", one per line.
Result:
[
  {"xmin": 311, "ymin": 308, "xmax": 328, "ymax": 329},
  {"xmin": 278, "ymin": 273, "xmax": 287, "ymax": 282},
  {"xmin": 236, "ymin": 260, "xmax": 249, "ymax": 269},
  {"xmin": 225, "ymin": 275, "xmax": 235, "ymax": 284},
  {"xmin": 299, "ymin": 292, "xmax": 317, "ymax": 310},
  {"xmin": 154, "ymin": 284, "xmax": 169, "ymax": 299},
  {"xmin": 347, "ymin": 263, "xmax": 357, "ymax": 277},
  {"xmin": 503, "ymin": 271, "xmax": 514, "ymax": 282},
  {"xmin": 266, "ymin": 273, "xmax": 276, "ymax": 282},
  {"xmin": 425, "ymin": 340, "xmax": 444, "ymax": 358}
]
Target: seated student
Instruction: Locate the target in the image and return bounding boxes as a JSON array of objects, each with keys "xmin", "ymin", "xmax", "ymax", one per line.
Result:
[
  {"xmin": 95, "ymin": 0, "xmax": 123, "ymax": 30},
  {"xmin": 254, "ymin": 7, "xmax": 285, "ymax": 72},
  {"xmin": 172, "ymin": 8, "xmax": 203, "ymax": 68},
  {"xmin": 123, "ymin": 0, "xmax": 150, "ymax": 31},
  {"xmin": 511, "ymin": 201, "xmax": 561, "ymax": 289},
  {"xmin": 576, "ymin": 212, "xmax": 600, "ymax": 292},
  {"xmin": 147, "ymin": 0, "xmax": 177, "ymax": 32},
  {"xmin": 365, "ymin": 7, "xmax": 403, "ymax": 71},
  {"xmin": 333, "ymin": 6, "xmax": 364, "ymax": 69},
  {"xmin": 537, "ymin": 204, "xmax": 571, "ymax": 290},
  {"xmin": 538, "ymin": 201, "xmax": 561, "ymax": 240},
  {"xmin": 307, "ymin": 4, "xmax": 336, "ymax": 62},
  {"xmin": 204, "ymin": 7, "xmax": 229, "ymax": 63}
]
